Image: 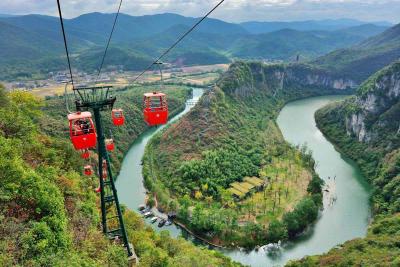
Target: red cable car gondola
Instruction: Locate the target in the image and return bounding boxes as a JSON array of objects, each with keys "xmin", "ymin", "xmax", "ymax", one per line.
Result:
[
  {"xmin": 112, "ymin": 109, "xmax": 125, "ymax": 126},
  {"xmin": 81, "ymin": 149, "xmax": 90, "ymax": 159},
  {"xmin": 84, "ymin": 165, "xmax": 93, "ymax": 176},
  {"xmin": 68, "ymin": 112, "xmax": 97, "ymax": 150},
  {"xmin": 106, "ymin": 139, "xmax": 115, "ymax": 152},
  {"xmin": 143, "ymin": 92, "xmax": 168, "ymax": 126}
]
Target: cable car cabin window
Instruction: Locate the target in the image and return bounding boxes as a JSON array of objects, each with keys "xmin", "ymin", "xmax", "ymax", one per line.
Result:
[
  {"xmin": 143, "ymin": 92, "xmax": 168, "ymax": 126},
  {"xmin": 112, "ymin": 109, "xmax": 125, "ymax": 126},
  {"xmin": 68, "ymin": 112, "xmax": 97, "ymax": 150}
]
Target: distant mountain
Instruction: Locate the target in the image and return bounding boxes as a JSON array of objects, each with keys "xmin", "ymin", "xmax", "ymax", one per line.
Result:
[
  {"xmin": 0, "ymin": 14, "xmax": 17, "ymax": 18},
  {"xmin": 76, "ymin": 47, "xmax": 152, "ymax": 72},
  {"xmin": 0, "ymin": 12, "xmax": 393, "ymax": 80},
  {"xmin": 314, "ymin": 23, "xmax": 400, "ymax": 82},
  {"xmin": 240, "ymin": 19, "xmax": 391, "ymax": 34},
  {"xmin": 0, "ymin": 20, "xmax": 62, "ymax": 62},
  {"xmin": 228, "ymin": 25, "xmax": 388, "ymax": 60}
]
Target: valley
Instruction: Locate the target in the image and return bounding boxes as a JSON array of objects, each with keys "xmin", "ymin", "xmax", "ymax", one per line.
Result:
[
  {"xmin": 3, "ymin": 63, "xmax": 228, "ymax": 98},
  {"xmin": 141, "ymin": 61, "xmax": 352, "ymax": 249},
  {"xmin": 0, "ymin": 13, "xmax": 391, "ymax": 81},
  {"xmin": 0, "ymin": 3, "xmax": 399, "ymax": 266}
]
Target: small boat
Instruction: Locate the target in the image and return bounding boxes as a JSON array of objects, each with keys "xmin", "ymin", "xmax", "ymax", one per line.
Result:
[
  {"xmin": 138, "ymin": 205, "xmax": 146, "ymax": 211},
  {"xmin": 165, "ymin": 220, "xmax": 172, "ymax": 226},
  {"xmin": 158, "ymin": 218, "xmax": 166, "ymax": 227},
  {"xmin": 143, "ymin": 211, "xmax": 153, "ymax": 218},
  {"xmin": 150, "ymin": 217, "xmax": 158, "ymax": 224},
  {"xmin": 141, "ymin": 207, "xmax": 150, "ymax": 214}
]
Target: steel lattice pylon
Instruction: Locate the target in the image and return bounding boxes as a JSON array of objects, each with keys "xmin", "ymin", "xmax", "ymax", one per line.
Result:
[{"xmin": 73, "ymin": 85, "xmax": 132, "ymax": 257}]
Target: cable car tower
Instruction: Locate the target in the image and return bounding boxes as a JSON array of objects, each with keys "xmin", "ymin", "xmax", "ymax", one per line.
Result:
[
  {"xmin": 74, "ymin": 85, "xmax": 132, "ymax": 257},
  {"xmin": 57, "ymin": 0, "xmax": 225, "ymax": 260}
]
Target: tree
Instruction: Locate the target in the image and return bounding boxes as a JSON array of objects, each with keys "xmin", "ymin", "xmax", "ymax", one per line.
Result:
[
  {"xmin": 267, "ymin": 220, "xmax": 288, "ymax": 243},
  {"xmin": 283, "ymin": 212, "xmax": 300, "ymax": 238}
]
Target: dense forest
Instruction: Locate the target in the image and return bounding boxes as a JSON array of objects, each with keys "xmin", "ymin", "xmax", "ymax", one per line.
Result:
[
  {"xmin": 314, "ymin": 23, "xmax": 400, "ymax": 83},
  {"xmin": 290, "ymin": 61, "xmax": 400, "ymax": 265},
  {"xmin": 0, "ymin": 84, "xmax": 242, "ymax": 266},
  {"xmin": 142, "ymin": 61, "xmax": 354, "ymax": 248},
  {"xmin": 0, "ymin": 13, "xmax": 390, "ymax": 81}
]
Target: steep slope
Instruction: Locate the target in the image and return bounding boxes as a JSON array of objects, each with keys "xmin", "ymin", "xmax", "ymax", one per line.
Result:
[
  {"xmin": 0, "ymin": 84, "xmax": 242, "ymax": 266},
  {"xmin": 314, "ymin": 23, "xmax": 400, "ymax": 82},
  {"xmin": 315, "ymin": 61, "xmax": 400, "ymax": 212},
  {"xmin": 290, "ymin": 61, "xmax": 400, "ymax": 266}
]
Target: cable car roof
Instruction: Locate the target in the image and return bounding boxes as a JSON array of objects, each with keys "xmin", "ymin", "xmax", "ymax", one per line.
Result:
[
  {"xmin": 144, "ymin": 92, "xmax": 166, "ymax": 97},
  {"xmin": 68, "ymin": 112, "xmax": 92, "ymax": 120}
]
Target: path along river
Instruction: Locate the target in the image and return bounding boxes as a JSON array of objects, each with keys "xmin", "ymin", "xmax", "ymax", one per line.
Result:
[{"xmin": 116, "ymin": 93, "xmax": 371, "ymax": 266}]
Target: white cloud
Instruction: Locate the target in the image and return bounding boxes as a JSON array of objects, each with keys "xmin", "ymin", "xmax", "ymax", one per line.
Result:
[{"xmin": 0, "ymin": 0, "xmax": 399, "ymax": 23}]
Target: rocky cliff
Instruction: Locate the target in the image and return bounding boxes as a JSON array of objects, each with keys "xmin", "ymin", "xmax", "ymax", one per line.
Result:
[
  {"xmin": 344, "ymin": 61, "xmax": 400, "ymax": 147},
  {"xmin": 315, "ymin": 60, "xmax": 400, "ymax": 213},
  {"xmin": 218, "ymin": 62, "xmax": 356, "ymax": 99}
]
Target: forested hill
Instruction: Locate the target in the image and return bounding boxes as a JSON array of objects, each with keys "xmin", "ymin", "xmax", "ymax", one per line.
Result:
[
  {"xmin": 314, "ymin": 23, "xmax": 400, "ymax": 83},
  {"xmin": 0, "ymin": 84, "xmax": 242, "ymax": 266},
  {"xmin": 291, "ymin": 61, "xmax": 400, "ymax": 266},
  {"xmin": 141, "ymin": 61, "xmax": 354, "ymax": 248},
  {"xmin": 0, "ymin": 12, "xmax": 390, "ymax": 80}
]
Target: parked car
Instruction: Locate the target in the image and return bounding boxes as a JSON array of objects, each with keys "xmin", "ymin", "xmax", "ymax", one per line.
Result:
[
  {"xmin": 158, "ymin": 218, "xmax": 166, "ymax": 227},
  {"xmin": 143, "ymin": 211, "xmax": 153, "ymax": 218}
]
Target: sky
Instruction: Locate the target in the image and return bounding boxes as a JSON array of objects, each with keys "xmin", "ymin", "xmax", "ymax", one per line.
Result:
[{"xmin": 0, "ymin": 0, "xmax": 400, "ymax": 23}]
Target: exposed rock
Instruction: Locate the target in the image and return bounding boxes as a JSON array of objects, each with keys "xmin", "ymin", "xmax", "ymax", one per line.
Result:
[{"xmin": 344, "ymin": 61, "xmax": 400, "ymax": 145}]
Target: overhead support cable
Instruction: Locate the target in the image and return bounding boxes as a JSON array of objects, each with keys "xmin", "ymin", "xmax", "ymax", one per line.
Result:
[
  {"xmin": 96, "ymin": 0, "xmax": 123, "ymax": 81},
  {"xmin": 56, "ymin": 0, "xmax": 75, "ymax": 88},
  {"xmin": 132, "ymin": 0, "xmax": 225, "ymax": 83}
]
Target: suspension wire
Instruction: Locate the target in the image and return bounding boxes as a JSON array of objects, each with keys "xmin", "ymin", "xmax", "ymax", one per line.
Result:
[
  {"xmin": 155, "ymin": 61, "xmax": 164, "ymax": 90},
  {"xmin": 56, "ymin": 0, "xmax": 75, "ymax": 89},
  {"xmin": 96, "ymin": 0, "xmax": 123, "ymax": 82},
  {"xmin": 64, "ymin": 81, "xmax": 73, "ymax": 114},
  {"xmin": 132, "ymin": 0, "xmax": 225, "ymax": 83}
]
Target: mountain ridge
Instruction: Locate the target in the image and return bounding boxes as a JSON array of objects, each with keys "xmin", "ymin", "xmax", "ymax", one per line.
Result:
[
  {"xmin": 314, "ymin": 23, "xmax": 400, "ymax": 82},
  {"xmin": 0, "ymin": 12, "xmax": 393, "ymax": 80}
]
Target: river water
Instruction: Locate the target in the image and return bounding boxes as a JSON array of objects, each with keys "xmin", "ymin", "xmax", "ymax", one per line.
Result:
[{"xmin": 116, "ymin": 93, "xmax": 371, "ymax": 266}]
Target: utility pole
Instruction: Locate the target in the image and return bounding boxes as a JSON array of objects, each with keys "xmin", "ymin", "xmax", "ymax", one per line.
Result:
[{"xmin": 74, "ymin": 86, "xmax": 132, "ymax": 257}]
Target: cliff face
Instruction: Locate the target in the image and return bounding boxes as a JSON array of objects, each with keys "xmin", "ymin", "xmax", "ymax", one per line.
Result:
[
  {"xmin": 315, "ymin": 60, "xmax": 400, "ymax": 213},
  {"xmin": 344, "ymin": 61, "xmax": 400, "ymax": 145},
  {"xmin": 218, "ymin": 62, "xmax": 356, "ymax": 99},
  {"xmin": 284, "ymin": 66, "xmax": 357, "ymax": 90}
]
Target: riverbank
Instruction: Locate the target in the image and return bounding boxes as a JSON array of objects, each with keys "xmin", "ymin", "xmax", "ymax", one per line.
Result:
[
  {"xmin": 224, "ymin": 96, "xmax": 371, "ymax": 266},
  {"xmin": 114, "ymin": 91, "xmax": 374, "ymax": 266},
  {"xmin": 294, "ymin": 63, "xmax": 400, "ymax": 265},
  {"xmin": 142, "ymin": 62, "xmax": 358, "ymax": 248}
]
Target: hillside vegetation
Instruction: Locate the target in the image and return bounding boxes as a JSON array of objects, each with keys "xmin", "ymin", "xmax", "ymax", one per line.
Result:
[
  {"xmin": 314, "ymin": 23, "xmax": 400, "ymax": 83},
  {"xmin": 143, "ymin": 61, "xmax": 354, "ymax": 248},
  {"xmin": 42, "ymin": 84, "xmax": 191, "ymax": 175},
  {"xmin": 0, "ymin": 13, "xmax": 388, "ymax": 80},
  {"xmin": 291, "ymin": 61, "xmax": 400, "ymax": 265},
  {"xmin": 0, "ymin": 84, "xmax": 242, "ymax": 266}
]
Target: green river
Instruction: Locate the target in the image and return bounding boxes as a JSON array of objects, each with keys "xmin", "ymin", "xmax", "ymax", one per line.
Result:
[{"xmin": 116, "ymin": 92, "xmax": 371, "ymax": 266}]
